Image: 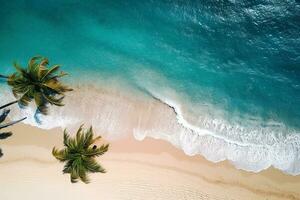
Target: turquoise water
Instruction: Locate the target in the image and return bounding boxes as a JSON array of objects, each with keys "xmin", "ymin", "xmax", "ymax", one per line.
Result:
[{"xmin": 1, "ymin": 0, "xmax": 300, "ymax": 174}]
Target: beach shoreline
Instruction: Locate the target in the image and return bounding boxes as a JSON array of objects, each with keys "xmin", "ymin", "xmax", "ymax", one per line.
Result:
[
  {"xmin": 1, "ymin": 1, "xmax": 299, "ymax": 199},
  {"xmin": 0, "ymin": 123, "xmax": 300, "ymax": 200},
  {"xmin": 2, "ymin": 83, "xmax": 300, "ymax": 176}
]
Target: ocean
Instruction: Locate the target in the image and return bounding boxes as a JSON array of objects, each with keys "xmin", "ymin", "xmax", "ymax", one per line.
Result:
[{"xmin": 0, "ymin": 0, "xmax": 300, "ymax": 175}]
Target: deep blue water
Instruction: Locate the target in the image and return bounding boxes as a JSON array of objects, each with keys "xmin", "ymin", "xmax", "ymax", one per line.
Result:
[{"xmin": 1, "ymin": 0, "xmax": 300, "ymax": 173}]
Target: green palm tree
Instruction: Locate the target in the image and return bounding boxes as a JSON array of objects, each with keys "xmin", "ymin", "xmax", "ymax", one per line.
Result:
[
  {"xmin": 0, "ymin": 56, "xmax": 73, "ymax": 115},
  {"xmin": 0, "ymin": 102, "xmax": 26, "ymax": 157},
  {"xmin": 52, "ymin": 125, "xmax": 109, "ymax": 183}
]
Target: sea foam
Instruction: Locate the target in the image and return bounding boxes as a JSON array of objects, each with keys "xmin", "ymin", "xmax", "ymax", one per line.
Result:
[
  {"xmin": 1, "ymin": 83, "xmax": 300, "ymax": 175},
  {"xmin": 136, "ymin": 89, "xmax": 300, "ymax": 175}
]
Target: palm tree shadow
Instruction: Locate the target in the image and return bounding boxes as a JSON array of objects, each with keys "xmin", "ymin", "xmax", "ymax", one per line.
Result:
[
  {"xmin": 0, "ymin": 104, "xmax": 26, "ymax": 158},
  {"xmin": 15, "ymin": 103, "xmax": 42, "ymax": 125},
  {"xmin": 17, "ymin": 104, "xmax": 42, "ymax": 124},
  {"xmin": 0, "ymin": 132, "xmax": 12, "ymax": 139},
  {"xmin": 34, "ymin": 110, "xmax": 43, "ymax": 125},
  {"xmin": 0, "ymin": 132, "xmax": 13, "ymax": 158}
]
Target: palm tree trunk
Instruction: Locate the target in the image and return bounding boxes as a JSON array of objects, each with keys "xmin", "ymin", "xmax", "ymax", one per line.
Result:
[
  {"xmin": 0, "ymin": 100, "xmax": 19, "ymax": 110},
  {"xmin": 0, "ymin": 117, "xmax": 26, "ymax": 129},
  {"xmin": 0, "ymin": 74, "xmax": 8, "ymax": 79}
]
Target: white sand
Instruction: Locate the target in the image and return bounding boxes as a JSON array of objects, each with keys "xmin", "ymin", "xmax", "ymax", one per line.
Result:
[{"xmin": 0, "ymin": 124, "xmax": 300, "ymax": 200}]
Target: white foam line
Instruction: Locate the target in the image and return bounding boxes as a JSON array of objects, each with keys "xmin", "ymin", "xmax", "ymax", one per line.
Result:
[{"xmin": 148, "ymin": 90, "xmax": 269, "ymax": 148}]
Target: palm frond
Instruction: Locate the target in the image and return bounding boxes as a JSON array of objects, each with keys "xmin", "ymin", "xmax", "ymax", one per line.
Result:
[
  {"xmin": 41, "ymin": 93, "xmax": 64, "ymax": 106},
  {"xmin": 47, "ymin": 71, "xmax": 69, "ymax": 80},
  {"xmin": 6, "ymin": 56, "xmax": 72, "ymax": 116},
  {"xmin": 52, "ymin": 148, "xmax": 68, "ymax": 162},
  {"xmin": 63, "ymin": 129, "xmax": 71, "ymax": 148},
  {"xmin": 84, "ymin": 127, "xmax": 101, "ymax": 147},
  {"xmin": 13, "ymin": 62, "xmax": 27, "ymax": 77},
  {"xmin": 53, "ymin": 126, "xmax": 109, "ymax": 183},
  {"xmin": 28, "ymin": 56, "xmax": 42, "ymax": 68},
  {"xmin": 18, "ymin": 90, "xmax": 32, "ymax": 107},
  {"xmin": 78, "ymin": 166, "xmax": 89, "ymax": 183},
  {"xmin": 85, "ymin": 144, "xmax": 109, "ymax": 157},
  {"xmin": 34, "ymin": 92, "xmax": 48, "ymax": 114},
  {"xmin": 70, "ymin": 167, "xmax": 79, "ymax": 183},
  {"xmin": 40, "ymin": 57, "xmax": 49, "ymax": 66},
  {"xmin": 83, "ymin": 158, "xmax": 106, "ymax": 173},
  {"xmin": 41, "ymin": 65, "xmax": 60, "ymax": 81},
  {"xmin": 63, "ymin": 160, "xmax": 73, "ymax": 174}
]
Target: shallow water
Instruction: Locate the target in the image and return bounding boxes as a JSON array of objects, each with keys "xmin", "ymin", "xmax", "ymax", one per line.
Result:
[{"xmin": 0, "ymin": 0, "xmax": 300, "ymax": 174}]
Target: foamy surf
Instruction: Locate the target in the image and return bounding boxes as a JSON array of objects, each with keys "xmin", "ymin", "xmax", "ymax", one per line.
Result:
[
  {"xmin": 1, "ymin": 83, "xmax": 300, "ymax": 175},
  {"xmin": 134, "ymin": 86, "xmax": 300, "ymax": 175}
]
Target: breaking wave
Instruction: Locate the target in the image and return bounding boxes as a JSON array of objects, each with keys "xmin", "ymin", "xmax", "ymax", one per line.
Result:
[{"xmin": 1, "ymin": 82, "xmax": 300, "ymax": 175}]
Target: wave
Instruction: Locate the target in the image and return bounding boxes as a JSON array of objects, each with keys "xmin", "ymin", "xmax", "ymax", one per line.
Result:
[
  {"xmin": 1, "ymin": 82, "xmax": 300, "ymax": 175},
  {"xmin": 138, "ymin": 88, "xmax": 300, "ymax": 175}
]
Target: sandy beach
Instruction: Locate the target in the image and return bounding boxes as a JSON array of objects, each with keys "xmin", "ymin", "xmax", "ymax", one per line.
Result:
[
  {"xmin": 1, "ymin": 0, "xmax": 299, "ymax": 199},
  {"xmin": 0, "ymin": 124, "xmax": 299, "ymax": 200}
]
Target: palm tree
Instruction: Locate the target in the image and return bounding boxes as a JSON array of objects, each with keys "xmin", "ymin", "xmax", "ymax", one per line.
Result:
[
  {"xmin": 0, "ymin": 56, "xmax": 73, "ymax": 115},
  {"xmin": 52, "ymin": 125, "xmax": 109, "ymax": 183},
  {"xmin": 0, "ymin": 102, "xmax": 26, "ymax": 157}
]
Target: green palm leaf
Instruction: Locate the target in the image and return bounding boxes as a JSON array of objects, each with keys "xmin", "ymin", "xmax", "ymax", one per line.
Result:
[
  {"xmin": 6, "ymin": 56, "xmax": 73, "ymax": 115},
  {"xmin": 52, "ymin": 125, "xmax": 109, "ymax": 184},
  {"xmin": 41, "ymin": 65, "xmax": 60, "ymax": 81}
]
